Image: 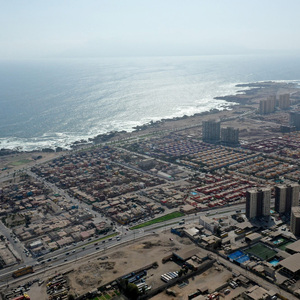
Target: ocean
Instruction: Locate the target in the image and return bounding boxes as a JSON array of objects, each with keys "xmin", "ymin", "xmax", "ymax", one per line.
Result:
[{"xmin": 0, "ymin": 54, "xmax": 300, "ymax": 151}]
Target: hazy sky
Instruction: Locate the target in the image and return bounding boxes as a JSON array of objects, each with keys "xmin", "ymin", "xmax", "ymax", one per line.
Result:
[{"xmin": 1, "ymin": 0, "xmax": 300, "ymax": 59}]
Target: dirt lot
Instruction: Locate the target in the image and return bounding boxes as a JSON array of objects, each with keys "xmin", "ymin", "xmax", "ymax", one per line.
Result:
[
  {"xmin": 151, "ymin": 264, "xmax": 233, "ymax": 300},
  {"xmin": 0, "ymin": 151, "xmax": 62, "ymax": 179},
  {"xmin": 66, "ymin": 231, "xmax": 196, "ymax": 296},
  {"xmin": 3, "ymin": 230, "xmax": 202, "ymax": 299}
]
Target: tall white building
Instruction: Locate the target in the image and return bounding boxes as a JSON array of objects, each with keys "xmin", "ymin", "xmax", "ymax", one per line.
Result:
[
  {"xmin": 246, "ymin": 188, "xmax": 271, "ymax": 219},
  {"xmin": 202, "ymin": 119, "xmax": 220, "ymax": 143},
  {"xmin": 275, "ymin": 183, "xmax": 300, "ymax": 214},
  {"xmin": 291, "ymin": 207, "xmax": 300, "ymax": 237},
  {"xmin": 221, "ymin": 127, "xmax": 239, "ymax": 145}
]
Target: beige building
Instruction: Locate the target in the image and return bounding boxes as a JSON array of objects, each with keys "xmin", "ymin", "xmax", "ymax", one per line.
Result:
[
  {"xmin": 278, "ymin": 252, "xmax": 300, "ymax": 277},
  {"xmin": 221, "ymin": 126, "xmax": 239, "ymax": 145},
  {"xmin": 278, "ymin": 93, "xmax": 290, "ymax": 109},
  {"xmin": 259, "ymin": 95, "xmax": 276, "ymax": 114},
  {"xmin": 285, "ymin": 239, "xmax": 300, "ymax": 255},
  {"xmin": 275, "ymin": 183, "xmax": 300, "ymax": 214},
  {"xmin": 291, "ymin": 206, "xmax": 300, "ymax": 237},
  {"xmin": 246, "ymin": 188, "xmax": 271, "ymax": 219},
  {"xmin": 290, "ymin": 111, "xmax": 300, "ymax": 130},
  {"xmin": 243, "ymin": 285, "xmax": 276, "ymax": 300},
  {"xmin": 202, "ymin": 119, "xmax": 220, "ymax": 143}
]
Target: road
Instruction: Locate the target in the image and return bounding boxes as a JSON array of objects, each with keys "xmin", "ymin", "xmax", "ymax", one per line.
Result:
[
  {"xmin": 26, "ymin": 170, "xmax": 108, "ymax": 224},
  {"xmin": 0, "ymin": 202, "xmax": 296, "ymax": 300},
  {"xmin": 0, "ymin": 202, "xmax": 246, "ymax": 284},
  {"xmin": 215, "ymin": 255, "xmax": 298, "ymax": 300}
]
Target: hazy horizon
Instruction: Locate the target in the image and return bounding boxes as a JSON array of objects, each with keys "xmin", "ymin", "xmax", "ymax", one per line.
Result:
[{"xmin": 1, "ymin": 0, "xmax": 300, "ymax": 60}]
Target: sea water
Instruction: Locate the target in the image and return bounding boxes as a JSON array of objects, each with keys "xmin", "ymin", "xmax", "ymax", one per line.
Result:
[{"xmin": 0, "ymin": 54, "xmax": 300, "ymax": 151}]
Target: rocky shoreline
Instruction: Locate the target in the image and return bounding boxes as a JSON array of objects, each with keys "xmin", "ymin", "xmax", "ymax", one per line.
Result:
[{"xmin": 1, "ymin": 80, "xmax": 299, "ymax": 156}]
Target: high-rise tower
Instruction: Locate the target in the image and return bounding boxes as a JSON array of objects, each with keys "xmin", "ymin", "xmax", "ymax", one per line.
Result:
[
  {"xmin": 202, "ymin": 119, "xmax": 220, "ymax": 143},
  {"xmin": 275, "ymin": 184, "xmax": 300, "ymax": 214},
  {"xmin": 246, "ymin": 188, "xmax": 271, "ymax": 219}
]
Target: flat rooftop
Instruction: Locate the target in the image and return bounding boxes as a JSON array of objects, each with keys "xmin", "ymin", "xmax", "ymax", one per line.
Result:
[
  {"xmin": 173, "ymin": 246, "xmax": 201, "ymax": 261},
  {"xmin": 285, "ymin": 240, "xmax": 300, "ymax": 253},
  {"xmin": 279, "ymin": 253, "xmax": 300, "ymax": 273}
]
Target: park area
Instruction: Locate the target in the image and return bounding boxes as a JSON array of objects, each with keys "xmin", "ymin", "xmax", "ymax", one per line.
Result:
[{"xmin": 130, "ymin": 211, "xmax": 184, "ymax": 229}]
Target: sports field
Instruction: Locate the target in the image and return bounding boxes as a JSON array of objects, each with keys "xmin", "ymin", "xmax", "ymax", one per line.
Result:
[{"xmin": 245, "ymin": 243, "xmax": 276, "ymax": 260}]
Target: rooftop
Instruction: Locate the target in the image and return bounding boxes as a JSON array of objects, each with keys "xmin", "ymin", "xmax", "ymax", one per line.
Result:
[
  {"xmin": 173, "ymin": 246, "xmax": 201, "ymax": 261},
  {"xmin": 244, "ymin": 285, "xmax": 276, "ymax": 300},
  {"xmin": 279, "ymin": 252, "xmax": 300, "ymax": 273},
  {"xmin": 285, "ymin": 240, "xmax": 300, "ymax": 253},
  {"xmin": 246, "ymin": 232, "xmax": 262, "ymax": 241}
]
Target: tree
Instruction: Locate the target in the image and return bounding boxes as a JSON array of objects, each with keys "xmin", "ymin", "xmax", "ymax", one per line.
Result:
[
  {"xmin": 178, "ymin": 269, "xmax": 183, "ymax": 277},
  {"xmin": 119, "ymin": 279, "xmax": 139, "ymax": 300},
  {"xmin": 25, "ymin": 215, "xmax": 31, "ymax": 227}
]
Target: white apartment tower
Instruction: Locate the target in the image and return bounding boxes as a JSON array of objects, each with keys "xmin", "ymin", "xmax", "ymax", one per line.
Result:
[
  {"xmin": 246, "ymin": 188, "xmax": 271, "ymax": 219},
  {"xmin": 291, "ymin": 207, "xmax": 300, "ymax": 237},
  {"xmin": 275, "ymin": 183, "xmax": 300, "ymax": 214}
]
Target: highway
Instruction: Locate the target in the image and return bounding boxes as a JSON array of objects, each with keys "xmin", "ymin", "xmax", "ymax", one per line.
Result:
[
  {"xmin": 0, "ymin": 201, "xmax": 247, "ymax": 286},
  {"xmin": 0, "ymin": 162, "xmax": 259, "ymax": 290}
]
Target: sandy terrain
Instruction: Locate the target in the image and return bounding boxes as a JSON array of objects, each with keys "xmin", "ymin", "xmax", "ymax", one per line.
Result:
[
  {"xmin": 151, "ymin": 266, "xmax": 233, "ymax": 300},
  {"xmin": 66, "ymin": 231, "xmax": 193, "ymax": 296},
  {"xmin": 4, "ymin": 231, "xmax": 200, "ymax": 299},
  {"xmin": 0, "ymin": 152, "xmax": 62, "ymax": 178}
]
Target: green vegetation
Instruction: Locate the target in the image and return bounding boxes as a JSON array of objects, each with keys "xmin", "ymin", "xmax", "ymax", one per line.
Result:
[
  {"xmin": 91, "ymin": 289, "xmax": 123, "ymax": 299},
  {"xmin": 245, "ymin": 243, "xmax": 276, "ymax": 260},
  {"xmin": 11, "ymin": 159, "xmax": 31, "ymax": 166},
  {"xmin": 145, "ymin": 221, "xmax": 178, "ymax": 232},
  {"xmin": 278, "ymin": 241, "xmax": 293, "ymax": 251},
  {"xmin": 130, "ymin": 211, "xmax": 184, "ymax": 229}
]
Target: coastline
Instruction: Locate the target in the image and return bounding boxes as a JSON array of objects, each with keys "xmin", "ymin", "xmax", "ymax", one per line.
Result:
[
  {"xmin": 85, "ymin": 80, "xmax": 299, "ymax": 145},
  {"xmin": 0, "ymin": 80, "xmax": 299, "ymax": 174}
]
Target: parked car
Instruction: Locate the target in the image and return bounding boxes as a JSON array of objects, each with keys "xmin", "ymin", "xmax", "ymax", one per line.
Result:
[{"xmin": 224, "ymin": 289, "xmax": 230, "ymax": 295}]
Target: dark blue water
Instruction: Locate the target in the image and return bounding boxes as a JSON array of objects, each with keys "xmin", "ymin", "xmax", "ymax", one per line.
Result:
[{"xmin": 0, "ymin": 54, "xmax": 300, "ymax": 150}]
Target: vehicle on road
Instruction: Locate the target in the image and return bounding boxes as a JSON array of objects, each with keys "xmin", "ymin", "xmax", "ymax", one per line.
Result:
[
  {"xmin": 13, "ymin": 266, "xmax": 34, "ymax": 278},
  {"xmin": 38, "ymin": 280, "xmax": 44, "ymax": 286}
]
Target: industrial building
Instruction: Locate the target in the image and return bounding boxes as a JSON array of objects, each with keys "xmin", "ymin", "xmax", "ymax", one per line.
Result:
[
  {"xmin": 246, "ymin": 188, "xmax": 271, "ymax": 219},
  {"xmin": 275, "ymin": 183, "xmax": 300, "ymax": 214}
]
